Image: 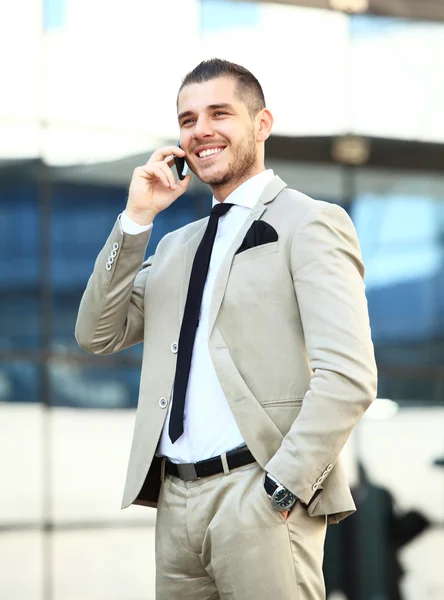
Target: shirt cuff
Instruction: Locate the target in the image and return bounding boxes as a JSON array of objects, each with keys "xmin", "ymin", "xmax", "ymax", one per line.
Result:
[{"xmin": 120, "ymin": 211, "xmax": 154, "ymax": 234}]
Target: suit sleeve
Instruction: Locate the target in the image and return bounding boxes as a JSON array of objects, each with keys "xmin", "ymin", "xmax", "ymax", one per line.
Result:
[
  {"xmin": 265, "ymin": 202, "xmax": 377, "ymax": 505},
  {"xmin": 75, "ymin": 218, "xmax": 153, "ymax": 355}
]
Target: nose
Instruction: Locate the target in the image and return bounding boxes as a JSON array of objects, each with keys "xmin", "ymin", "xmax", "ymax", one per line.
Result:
[{"xmin": 193, "ymin": 115, "xmax": 214, "ymax": 139}]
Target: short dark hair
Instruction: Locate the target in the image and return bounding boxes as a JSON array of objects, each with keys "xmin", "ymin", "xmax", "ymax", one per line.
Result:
[{"xmin": 178, "ymin": 58, "xmax": 266, "ymax": 118}]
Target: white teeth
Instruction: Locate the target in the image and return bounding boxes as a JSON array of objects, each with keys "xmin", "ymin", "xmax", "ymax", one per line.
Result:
[{"xmin": 198, "ymin": 147, "xmax": 223, "ymax": 158}]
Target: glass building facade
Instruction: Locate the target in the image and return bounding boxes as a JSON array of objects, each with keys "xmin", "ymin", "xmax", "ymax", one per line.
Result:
[
  {"xmin": 1, "ymin": 157, "xmax": 443, "ymax": 599},
  {"xmin": 1, "ymin": 4, "xmax": 444, "ymax": 599}
]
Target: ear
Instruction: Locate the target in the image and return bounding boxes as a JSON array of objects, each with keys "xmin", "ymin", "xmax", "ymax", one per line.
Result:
[{"xmin": 257, "ymin": 109, "xmax": 273, "ymax": 142}]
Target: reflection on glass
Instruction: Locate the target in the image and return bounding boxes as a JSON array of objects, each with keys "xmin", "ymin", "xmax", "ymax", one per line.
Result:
[
  {"xmin": 0, "ymin": 362, "xmax": 39, "ymax": 404},
  {"xmin": 49, "ymin": 362, "xmax": 141, "ymax": 409},
  {"xmin": 351, "ymin": 195, "xmax": 444, "ymax": 376}
]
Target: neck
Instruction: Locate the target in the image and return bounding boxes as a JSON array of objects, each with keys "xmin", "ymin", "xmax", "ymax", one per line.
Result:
[{"xmin": 211, "ymin": 165, "xmax": 266, "ymax": 202}]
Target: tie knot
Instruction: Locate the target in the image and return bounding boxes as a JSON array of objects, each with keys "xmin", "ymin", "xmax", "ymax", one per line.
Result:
[{"xmin": 211, "ymin": 202, "xmax": 234, "ymax": 218}]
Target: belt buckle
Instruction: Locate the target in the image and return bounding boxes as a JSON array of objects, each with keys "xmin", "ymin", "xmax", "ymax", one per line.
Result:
[{"xmin": 177, "ymin": 463, "xmax": 199, "ymax": 481}]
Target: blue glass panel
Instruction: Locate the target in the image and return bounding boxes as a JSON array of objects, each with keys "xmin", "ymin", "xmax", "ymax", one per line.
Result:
[
  {"xmin": 0, "ymin": 182, "xmax": 40, "ymax": 350},
  {"xmin": 351, "ymin": 194, "xmax": 444, "ymax": 347},
  {"xmin": 0, "ymin": 181, "xmax": 39, "ymax": 286},
  {"xmin": 51, "ymin": 183, "xmax": 127, "ymax": 290},
  {"xmin": 44, "ymin": 0, "xmax": 66, "ymax": 30},
  {"xmin": 200, "ymin": 0, "xmax": 259, "ymax": 32},
  {"xmin": 350, "ymin": 14, "xmax": 406, "ymax": 37}
]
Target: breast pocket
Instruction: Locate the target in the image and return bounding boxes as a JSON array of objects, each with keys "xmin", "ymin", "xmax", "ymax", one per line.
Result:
[{"xmin": 232, "ymin": 241, "xmax": 279, "ymax": 265}]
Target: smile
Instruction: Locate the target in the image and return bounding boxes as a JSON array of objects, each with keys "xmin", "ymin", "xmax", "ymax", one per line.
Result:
[{"xmin": 196, "ymin": 147, "xmax": 225, "ymax": 160}]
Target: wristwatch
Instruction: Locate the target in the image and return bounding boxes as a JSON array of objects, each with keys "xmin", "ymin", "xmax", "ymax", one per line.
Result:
[{"xmin": 264, "ymin": 473, "xmax": 296, "ymax": 511}]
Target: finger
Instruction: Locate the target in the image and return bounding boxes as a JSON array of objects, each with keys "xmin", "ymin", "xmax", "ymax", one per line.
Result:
[
  {"xmin": 139, "ymin": 164, "xmax": 170, "ymax": 189},
  {"xmin": 165, "ymin": 156, "xmax": 175, "ymax": 167},
  {"xmin": 148, "ymin": 146, "xmax": 186, "ymax": 164},
  {"xmin": 157, "ymin": 161, "xmax": 177, "ymax": 190},
  {"xmin": 176, "ymin": 173, "xmax": 191, "ymax": 192}
]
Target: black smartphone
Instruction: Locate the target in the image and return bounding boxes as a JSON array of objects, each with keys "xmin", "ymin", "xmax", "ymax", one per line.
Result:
[{"xmin": 173, "ymin": 141, "xmax": 188, "ymax": 180}]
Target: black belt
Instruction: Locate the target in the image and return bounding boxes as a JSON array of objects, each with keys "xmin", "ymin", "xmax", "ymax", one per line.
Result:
[{"xmin": 165, "ymin": 446, "xmax": 255, "ymax": 481}]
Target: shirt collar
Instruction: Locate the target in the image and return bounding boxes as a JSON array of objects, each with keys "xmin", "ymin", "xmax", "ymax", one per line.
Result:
[{"xmin": 211, "ymin": 169, "xmax": 274, "ymax": 210}]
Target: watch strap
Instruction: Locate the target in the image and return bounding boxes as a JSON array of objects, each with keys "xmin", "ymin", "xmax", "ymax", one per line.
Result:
[{"xmin": 264, "ymin": 473, "xmax": 279, "ymax": 497}]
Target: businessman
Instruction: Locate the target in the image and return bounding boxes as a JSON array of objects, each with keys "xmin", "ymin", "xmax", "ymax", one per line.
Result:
[{"xmin": 76, "ymin": 58, "xmax": 377, "ymax": 599}]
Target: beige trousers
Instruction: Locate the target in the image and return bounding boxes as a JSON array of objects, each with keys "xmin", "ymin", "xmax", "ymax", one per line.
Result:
[{"xmin": 155, "ymin": 461, "xmax": 327, "ymax": 600}]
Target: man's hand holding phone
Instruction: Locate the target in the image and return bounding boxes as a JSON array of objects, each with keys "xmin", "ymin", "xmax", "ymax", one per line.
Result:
[{"xmin": 126, "ymin": 146, "xmax": 191, "ymax": 226}]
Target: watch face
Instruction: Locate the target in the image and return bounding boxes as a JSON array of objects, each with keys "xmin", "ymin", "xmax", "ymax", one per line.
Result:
[{"xmin": 273, "ymin": 487, "xmax": 296, "ymax": 510}]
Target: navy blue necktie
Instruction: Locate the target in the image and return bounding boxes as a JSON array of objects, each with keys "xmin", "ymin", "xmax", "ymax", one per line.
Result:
[{"xmin": 169, "ymin": 202, "xmax": 234, "ymax": 443}]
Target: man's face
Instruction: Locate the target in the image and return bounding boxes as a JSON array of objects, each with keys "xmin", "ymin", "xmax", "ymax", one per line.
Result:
[{"xmin": 177, "ymin": 77, "xmax": 259, "ymax": 188}]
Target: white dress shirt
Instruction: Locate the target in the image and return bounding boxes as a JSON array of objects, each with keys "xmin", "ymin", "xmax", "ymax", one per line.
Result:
[{"xmin": 121, "ymin": 169, "xmax": 274, "ymax": 463}]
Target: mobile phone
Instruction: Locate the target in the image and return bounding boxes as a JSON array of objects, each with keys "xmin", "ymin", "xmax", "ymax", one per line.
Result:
[{"xmin": 173, "ymin": 141, "xmax": 188, "ymax": 180}]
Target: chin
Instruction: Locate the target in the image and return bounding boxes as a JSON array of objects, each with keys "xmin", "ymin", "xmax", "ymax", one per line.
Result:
[{"xmin": 198, "ymin": 172, "xmax": 228, "ymax": 186}]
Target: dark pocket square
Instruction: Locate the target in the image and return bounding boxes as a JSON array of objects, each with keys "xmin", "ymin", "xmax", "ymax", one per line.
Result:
[{"xmin": 235, "ymin": 220, "xmax": 278, "ymax": 255}]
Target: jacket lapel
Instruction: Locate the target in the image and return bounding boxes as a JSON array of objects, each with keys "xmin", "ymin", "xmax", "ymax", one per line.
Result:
[{"xmin": 208, "ymin": 175, "xmax": 287, "ymax": 339}]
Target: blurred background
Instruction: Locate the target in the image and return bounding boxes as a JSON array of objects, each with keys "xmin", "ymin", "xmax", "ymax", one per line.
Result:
[{"xmin": 1, "ymin": 0, "xmax": 444, "ymax": 598}]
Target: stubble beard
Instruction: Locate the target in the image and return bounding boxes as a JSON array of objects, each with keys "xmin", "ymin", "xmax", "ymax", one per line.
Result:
[{"xmin": 193, "ymin": 128, "xmax": 258, "ymax": 190}]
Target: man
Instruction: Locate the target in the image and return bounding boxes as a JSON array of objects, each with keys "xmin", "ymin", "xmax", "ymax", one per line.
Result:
[{"xmin": 76, "ymin": 59, "xmax": 377, "ymax": 599}]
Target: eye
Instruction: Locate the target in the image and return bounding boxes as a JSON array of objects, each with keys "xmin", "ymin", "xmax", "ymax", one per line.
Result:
[
  {"xmin": 181, "ymin": 118, "xmax": 195, "ymax": 127},
  {"xmin": 214, "ymin": 111, "xmax": 227, "ymax": 117}
]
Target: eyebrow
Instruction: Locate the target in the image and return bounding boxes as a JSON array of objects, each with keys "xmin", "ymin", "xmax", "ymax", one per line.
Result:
[{"xmin": 178, "ymin": 103, "xmax": 235, "ymax": 122}]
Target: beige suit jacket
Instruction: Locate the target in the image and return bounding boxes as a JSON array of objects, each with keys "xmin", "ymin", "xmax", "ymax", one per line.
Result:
[{"xmin": 76, "ymin": 176, "xmax": 377, "ymax": 524}]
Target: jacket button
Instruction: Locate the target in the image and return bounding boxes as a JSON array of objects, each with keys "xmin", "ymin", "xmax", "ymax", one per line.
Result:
[
  {"xmin": 312, "ymin": 483, "xmax": 319, "ymax": 492},
  {"xmin": 326, "ymin": 464, "xmax": 333, "ymax": 472},
  {"xmin": 159, "ymin": 397, "xmax": 168, "ymax": 409},
  {"xmin": 113, "ymin": 242, "xmax": 119, "ymax": 251},
  {"xmin": 171, "ymin": 342, "xmax": 178, "ymax": 353}
]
